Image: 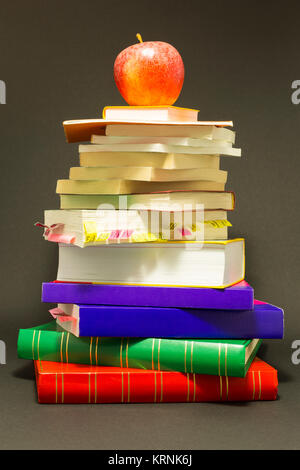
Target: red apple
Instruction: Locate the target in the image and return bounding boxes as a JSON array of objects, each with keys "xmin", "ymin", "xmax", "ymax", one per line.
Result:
[{"xmin": 114, "ymin": 35, "xmax": 184, "ymax": 106}]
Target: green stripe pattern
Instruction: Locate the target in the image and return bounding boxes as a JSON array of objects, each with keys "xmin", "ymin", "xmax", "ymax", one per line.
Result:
[{"xmin": 18, "ymin": 321, "xmax": 261, "ymax": 378}]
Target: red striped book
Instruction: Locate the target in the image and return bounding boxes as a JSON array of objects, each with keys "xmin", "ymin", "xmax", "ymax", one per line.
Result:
[{"xmin": 34, "ymin": 357, "xmax": 278, "ymax": 404}]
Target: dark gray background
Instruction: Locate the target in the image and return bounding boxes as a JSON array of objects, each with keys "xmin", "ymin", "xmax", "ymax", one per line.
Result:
[{"xmin": 0, "ymin": 0, "xmax": 299, "ymax": 450}]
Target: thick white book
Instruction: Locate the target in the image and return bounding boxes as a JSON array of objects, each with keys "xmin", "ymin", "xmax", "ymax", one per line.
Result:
[
  {"xmin": 56, "ymin": 239, "xmax": 245, "ymax": 288},
  {"xmin": 102, "ymin": 106, "xmax": 199, "ymax": 122}
]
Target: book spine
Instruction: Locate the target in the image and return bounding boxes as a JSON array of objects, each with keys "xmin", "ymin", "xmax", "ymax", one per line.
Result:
[
  {"xmin": 42, "ymin": 282, "xmax": 254, "ymax": 310},
  {"xmin": 18, "ymin": 327, "xmax": 256, "ymax": 377},
  {"xmin": 35, "ymin": 363, "xmax": 278, "ymax": 404},
  {"xmin": 77, "ymin": 305, "xmax": 283, "ymax": 339},
  {"xmin": 18, "ymin": 328, "xmax": 91, "ymax": 364}
]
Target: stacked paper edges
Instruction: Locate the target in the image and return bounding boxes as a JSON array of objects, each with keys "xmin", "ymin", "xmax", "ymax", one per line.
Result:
[{"xmin": 17, "ymin": 106, "xmax": 283, "ymax": 403}]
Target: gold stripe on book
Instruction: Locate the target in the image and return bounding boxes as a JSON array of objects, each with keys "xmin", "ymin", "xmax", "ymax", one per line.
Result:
[
  {"xmin": 37, "ymin": 331, "xmax": 41, "ymax": 361},
  {"xmin": 157, "ymin": 339, "xmax": 161, "ymax": 371},
  {"xmin": 126, "ymin": 338, "xmax": 129, "ymax": 368},
  {"xmin": 190, "ymin": 341, "xmax": 194, "ymax": 373},
  {"xmin": 219, "ymin": 376, "xmax": 223, "ymax": 400},
  {"xmin": 252, "ymin": 371, "xmax": 256, "ymax": 400},
  {"xmin": 65, "ymin": 333, "xmax": 70, "ymax": 363},
  {"xmin": 60, "ymin": 333, "xmax": 64, "ymax": 363},
  {"xmin": 154, "ymin": 372, "xmax": 157, "ymax": 402},
  {"xmin": 187, "ymin": 373, "xmax": 190, "ymax": 402},
  {"xmin": 95, "ymin": 337, "xmax": 99, "ymax": 365},
  {"xmin": 128, "ymin": 373, "xmax": 130, "ymax": 403},
  {"xmin": 160, "ymin": 372, "xmax": 163, "ymax": 403},
  {"xmin": 32, "ymin": 330, "xmax": 36, "ymax": 360},
  {"xmin": 184, "ymin": 341, "xmax": 188, "ymax": 373},
  {"xmin": 151, "ymin": 339, "xmax": 155, "ymax": 370},
  {"xmin": 120, "ymin": 338, "xmax": 123, "ymax": 368},
  {"xmin": 61, "ymin": 374, "xmax": 64, "ymax": 404},
  {"xmin": 226, "ymin": 376, "xmax": 229, "ymax": 400},
  {"xmin": 89, "ymin": 337, "xmax": 93, "ymax": 365},
  {"xmin": 94, "ymin": 373, "xmax": 97, "ymax": 403},
  {"xmin": 88, "ymin": 373, "xmax": 91, "ymax": 403},
  {"xmin": 258, "ymin": 371, "xmax": 262, "ymax": 400},
  {"xmin": 55, "ymin": 373, "xmax": 58, "ymax": 404},
  {"xmin": 193, "ymin": 374, "xmax": 196, "ymax": 402}
]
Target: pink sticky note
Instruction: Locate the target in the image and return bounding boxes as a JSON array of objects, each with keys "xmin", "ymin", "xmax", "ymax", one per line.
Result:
[
  {"xmin": 47, "ymin": 233, "xmax": 76, "ymax": 244},
  {"xmin": 49, "ymin": 307, "xmax": 66, "ymax": 319}
]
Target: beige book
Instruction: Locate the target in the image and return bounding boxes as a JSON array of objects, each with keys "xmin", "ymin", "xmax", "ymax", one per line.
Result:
[
  {"xmin": 63, "ymin": 119, "xmax": 233, "ymax": 143},
  {"xmin": 69, "ymin": 167, "xmax": 227, "ymax": 183},
  {"xmin": 105, "ymin": 123, "xmax": 234, "ymax": 140},
  {"xmin": 80, "ymin": 143, "xmax": 241, "ymax": 157},
  {"xmin": 56, "ymin": 179, "xmax": 225, "ymax": 195},
  {"xmin": 79, "ymin": 152, "xmax": 220, "ymax": 170},
  {"xmin": 59, "ymin": 191, "xmax": 235, "ymax": 211},
  {"xmin": 91, "ymin": 134, "xmax": 236, "ymax": 146},
  {"xmin": 43, "ymin": 209, "xmax": 230, "ymax": 247}
]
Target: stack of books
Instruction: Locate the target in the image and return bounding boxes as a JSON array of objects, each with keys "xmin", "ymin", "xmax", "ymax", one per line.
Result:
[{"xmin": 17, "ymin": 105, "xmax": 283, "ymax": 403}]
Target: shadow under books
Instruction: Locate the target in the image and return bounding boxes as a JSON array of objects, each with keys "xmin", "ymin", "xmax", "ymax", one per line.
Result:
[{"xmin": 13, "ymin": 361, "xmax": 35, "ymax": 381}]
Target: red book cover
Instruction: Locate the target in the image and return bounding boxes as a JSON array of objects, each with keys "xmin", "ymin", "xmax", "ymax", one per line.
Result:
[{"xmin": 34, "ymin": 357, "xmax": 278, "ymax": 404}]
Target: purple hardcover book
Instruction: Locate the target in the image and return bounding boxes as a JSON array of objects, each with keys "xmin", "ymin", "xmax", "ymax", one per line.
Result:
[
  {"xmin": 56, "ymin": 300, "xmax": 284, "ymax": 338},
  {"xmin": 42, "ymin": 280, "xmax": 254, "ymax": 310}
]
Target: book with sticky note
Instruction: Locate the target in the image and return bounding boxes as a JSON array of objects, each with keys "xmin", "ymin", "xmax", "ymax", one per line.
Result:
[
  {"xmin": 53, "ymin": 300, "xmax": 284, "ymax": 339},
  {"xmin": 38, "ymin": 209, "xmax": 231, "ymax": 246}
]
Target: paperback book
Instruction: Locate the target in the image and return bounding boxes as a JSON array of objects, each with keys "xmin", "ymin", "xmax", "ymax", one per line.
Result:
[
  {"xmin": 59, "ymin": 190, "xmax": 235, "ymax": 211},
  {"xmin": 63, "ymin": 120, "xmax": 234, "ymax": 143},
  {"xmin": 102, "ymin": 105, "xmax": 200, "ymax": 122},
  {"xmin": 40, "ymin": 209, "xmax": 231, "ymax": 246}
]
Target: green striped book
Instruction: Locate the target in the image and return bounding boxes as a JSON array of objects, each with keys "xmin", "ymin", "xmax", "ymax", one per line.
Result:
[{"xmin": 17, "ymin": 322, "xmax": 261, "ymax": 377}]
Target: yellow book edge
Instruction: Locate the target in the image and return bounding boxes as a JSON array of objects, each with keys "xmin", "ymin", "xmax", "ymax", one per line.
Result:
[
  {"xmin": 80, "ymin": 237, "xmax": 241, "ymax": 246},
  {"xmin": 68, "ymin": 277, "xmax": 245, "ymax": 290}
]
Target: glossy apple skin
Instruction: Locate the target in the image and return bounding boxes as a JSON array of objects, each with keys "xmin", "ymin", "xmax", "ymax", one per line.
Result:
[{"xmin": 114, "ymin": 41, "xmax": 184, "ymax": 106}]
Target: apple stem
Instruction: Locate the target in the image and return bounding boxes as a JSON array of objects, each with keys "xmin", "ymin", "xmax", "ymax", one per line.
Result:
[{"xmin": 136, "ymin": 33, "xmax": 143, "ymax": 43}]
